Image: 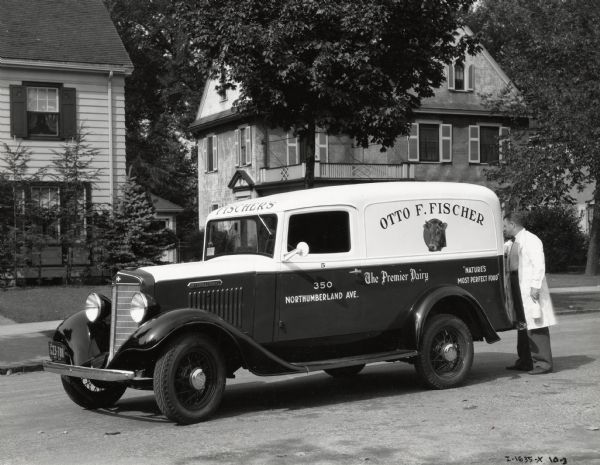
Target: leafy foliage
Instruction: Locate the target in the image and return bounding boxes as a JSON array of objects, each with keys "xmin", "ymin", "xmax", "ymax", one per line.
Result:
[
  {"xmin": 468, "ymin": 0, "xmax": 600, "ymax": 273},
  {"xmin": 523, "ymin": 206, "xmax": 587, "ymax": 273},
  {"xmin": 0, "ymin": 143, "xmax": 43, "ymax": 286},
  {"xmin": 194, "ymin": 0, "xmax": 479, "ymax": 184},
  {"xmin": 103, "ymin": 0, "xmax": 203, "ymax": 208},
  {"xmin": 95, "ymin": 178, "xmax": 176, "ymax": 275},
  {"xmin": 47, "ymin": 129, "xmax": 102, "ymax": 283}
]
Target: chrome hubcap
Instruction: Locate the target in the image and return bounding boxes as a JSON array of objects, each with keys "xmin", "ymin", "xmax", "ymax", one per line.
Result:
[
  {"xmin": 189, "ymin": 368, "xmax": 206, "ymax": 391},
  {"xmin": 441, "ymin": 343, "xmax": 458, "ymax": 362}
]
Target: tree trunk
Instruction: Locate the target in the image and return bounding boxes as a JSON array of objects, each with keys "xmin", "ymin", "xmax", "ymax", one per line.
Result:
[
  {"xmin": 302, "ymin": 122, "xmax": 316, "ymax": 189},
  {"xmin": 584, "ymin": 188, "xmax": 600, "ymax": 275}
]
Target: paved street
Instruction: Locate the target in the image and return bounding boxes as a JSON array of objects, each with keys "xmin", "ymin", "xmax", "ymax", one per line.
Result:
[{"xmin": 1, "ymin": 313, "xmax": 599, "ymax": 465}]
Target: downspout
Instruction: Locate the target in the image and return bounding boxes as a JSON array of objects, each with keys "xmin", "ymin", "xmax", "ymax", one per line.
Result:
[{"xmin": 107, "ymin": 70, "xmax": 114, "ymax": 207}]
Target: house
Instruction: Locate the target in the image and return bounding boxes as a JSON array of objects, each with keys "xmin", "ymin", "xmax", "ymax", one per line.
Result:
[
  {"xmin": 190, "ymin": 27, "xmax": 522, "ymax": 227},
  {"xmin": 150, "ymin": 194, "xmax": 184, "ymax": 263},
  {"xmin": 0, "ymin": 0, "xmax": 133, "ymax": 279}
]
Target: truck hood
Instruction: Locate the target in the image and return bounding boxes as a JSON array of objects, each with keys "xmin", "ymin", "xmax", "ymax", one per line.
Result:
[{"xmin": 137, "ymin": 255, "xmax": 275, "ymax": 284}]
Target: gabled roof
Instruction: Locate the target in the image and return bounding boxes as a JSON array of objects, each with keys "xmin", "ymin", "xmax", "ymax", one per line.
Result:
[
  {"xmin": 0, "ymin": 0, "xmax": 133, "ymax": 72},
  {"xmin": 150, "ymin": 194, "xmax": 184, "ymax": 214}
]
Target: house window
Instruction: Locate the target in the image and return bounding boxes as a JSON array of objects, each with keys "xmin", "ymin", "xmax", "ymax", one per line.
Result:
[
  {"xmin": 315, "ymin": 131, "xmax": 328, "ymax": 162},
  {"xmin": 21, "ymin": 183, "xmax": 89, "ymax": 240},
  {"xmin": 287, "ymin": 211, "xmax": 350, "ymax": 254},
  {"xmin": 238, "ymin": 126, "xmax": 252, "ymax": 166},
  {"xmin": 9, "ymin": 84, "xmax": 77, "ymax": 139},
  {"xmin": 469, "ymin": 125, "xmax": 510, "ymax": 164},
  {"xmin": 407, "ymin": 123, "xmax": 452, "ymax": 163},
  {"xmin": 30, "ymin": 185, "xmax": 61, "ymax": 239},
  {"xmin": 27, "ymin": 87, "xmax": 59, "ymax": 136},
  {"xmin": 480, "ymin": 126, "xmax": 500, "ymax": 164},
  {"xmin": 448, "ymin": 63, "xmax": 474, "ymax": 92},
  {"xmin": 419, "ymin": 124, "xmax": 440, "ymax": 162},
  {"xmin": 206, "ymin": 135, "xmax": 218, "ymax": 172},
  {"xmin": 286, "ymin": 132, "xmax": 299, "ymax": 165}
]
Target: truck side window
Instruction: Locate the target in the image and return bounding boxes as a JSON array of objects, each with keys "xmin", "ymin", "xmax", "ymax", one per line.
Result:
[{"xmin": 287, "ymin": 211, "xmax": 350, "ymax": 253}]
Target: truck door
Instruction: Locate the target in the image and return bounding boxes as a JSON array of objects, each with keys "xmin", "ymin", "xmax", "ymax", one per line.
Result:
[{"xmin": 275, "ymin": 208, "xmax": 367, "ymax": 342}]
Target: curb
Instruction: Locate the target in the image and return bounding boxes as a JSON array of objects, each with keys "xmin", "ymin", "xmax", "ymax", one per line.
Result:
[{"xmin": 0, "ymin": 362, "xmax": 47, "ymax": 376}]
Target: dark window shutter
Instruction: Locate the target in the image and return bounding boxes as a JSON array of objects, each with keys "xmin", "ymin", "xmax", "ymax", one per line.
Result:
[
  {"xmin": 9, "ymin": 85, "xmax": 27, "ymax": 137},
  {"xmin": 60, "ymin": 87, "xmax": 77, "ymax": 139}
]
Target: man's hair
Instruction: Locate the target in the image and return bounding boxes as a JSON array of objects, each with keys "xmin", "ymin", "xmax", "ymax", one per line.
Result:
[{"xmin": 503, "ymin": 210, "xmax": 527, "ymax": 227}]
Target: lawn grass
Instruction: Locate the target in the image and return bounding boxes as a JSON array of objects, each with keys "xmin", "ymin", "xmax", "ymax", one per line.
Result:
[
  {"xmin": 0, "ymin": 285, "xmax": 111, "ymax": 323},
  {"xmin": 546, "ymin": 273, "xmax": 600, "ymax": 288}
]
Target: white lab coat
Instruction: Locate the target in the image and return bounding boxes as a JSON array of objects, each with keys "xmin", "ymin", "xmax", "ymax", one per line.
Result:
[{"xmin": 513, "ymin": 229, "xmax": 557, "ymax": 329}]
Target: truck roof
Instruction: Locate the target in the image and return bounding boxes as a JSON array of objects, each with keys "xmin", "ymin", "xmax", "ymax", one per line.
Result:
[{"xmin": 207, "ymin": 182, "xmax": 500, "ymax": 220}]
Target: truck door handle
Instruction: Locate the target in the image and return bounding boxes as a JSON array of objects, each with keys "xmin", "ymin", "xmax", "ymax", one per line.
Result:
[{"xmin": 348, "ymin": 268, "xmax": 362, "ymax": 275}]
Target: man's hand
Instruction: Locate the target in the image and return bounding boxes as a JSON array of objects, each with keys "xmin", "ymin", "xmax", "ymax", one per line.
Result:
[{"xmin": 530, "ymin": 287, "xmax": 541, "ymax": 302}]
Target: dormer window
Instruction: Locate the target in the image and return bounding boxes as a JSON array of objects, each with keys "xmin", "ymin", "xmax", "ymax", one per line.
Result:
[
  {"xmin": 454, "ymin": 64, "xmax": 465, "ymax": 91},
  {"xmin": 448, "ymin": 62, "xmax": 474, "ymax": 92}
]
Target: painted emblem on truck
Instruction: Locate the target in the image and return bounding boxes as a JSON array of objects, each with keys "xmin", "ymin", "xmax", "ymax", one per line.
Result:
[{"xmin": 423, "ymin": 218, "xmax": 447, "ymax": 252}]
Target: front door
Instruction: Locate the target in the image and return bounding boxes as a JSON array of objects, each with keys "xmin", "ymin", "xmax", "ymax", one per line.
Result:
[{"xmin": 275, "ymin": 208, "xmax": 367, "ymax": 341}]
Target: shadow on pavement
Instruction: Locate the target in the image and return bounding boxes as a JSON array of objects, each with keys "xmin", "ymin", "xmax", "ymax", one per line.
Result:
[
  {"xmin": 89, "ymin": 353, "xmax": 595, "ymax": 424},
  {"xmin": 469, "ymin": 351, "xmax": 595, "ymax": 385}
]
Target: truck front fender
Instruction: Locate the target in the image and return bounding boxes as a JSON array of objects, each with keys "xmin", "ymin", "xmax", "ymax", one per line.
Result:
[
  {"xmin": 111, "ymin": 308, "xmax": 304, "ymax": 376},
  {"xmin": 51, "ymin": 310, "xmax": 110, "ymax": 367}
]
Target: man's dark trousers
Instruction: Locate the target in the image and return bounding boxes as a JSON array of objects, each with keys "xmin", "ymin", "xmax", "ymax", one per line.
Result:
[{"xmin": 510, "ymin": 271, "xmax": 553, "ymax": 371}]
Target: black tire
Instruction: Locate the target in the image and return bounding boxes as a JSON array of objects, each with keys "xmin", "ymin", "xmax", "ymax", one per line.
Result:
[
  {"xmin": 153, "ymin": 334, "xmax": 226, "ymax": 424},
  {"xmin": 61, "ymin": 376, "xmax": 126, "ymax": 409},
  {"xmin": 324, "ymin": 364, "xmax": 366, "ymax": 378},
  {"xmin": 414, "ymin": 314, "xmax": 473, "ymax": 389}
]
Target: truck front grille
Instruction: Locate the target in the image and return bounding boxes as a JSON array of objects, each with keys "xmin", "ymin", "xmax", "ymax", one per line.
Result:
[
  {"xmin": 109, "ymin": 283, "xmax": 140, "ymax": 361},
  {"xmin": 188, "ymin": 287, "xmax": 243, "ymax": 328}
]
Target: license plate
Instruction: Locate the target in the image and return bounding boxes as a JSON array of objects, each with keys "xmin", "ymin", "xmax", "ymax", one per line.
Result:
[{"xmin": 48, "ymin": 341, "xmax": 67, "ymax": 362}]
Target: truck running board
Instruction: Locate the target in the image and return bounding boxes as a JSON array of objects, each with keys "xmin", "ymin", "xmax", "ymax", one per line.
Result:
[{"xmin": 293, "ymin": 350, "xmax": 419, "ymax": 373}]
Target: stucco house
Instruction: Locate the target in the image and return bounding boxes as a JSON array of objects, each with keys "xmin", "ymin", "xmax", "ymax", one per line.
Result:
[
  {"xmin": 191, "ymin": 27, "xmax": 520, "ymax": 227},
  {"xmin": 0, "ymin": 0, "xmax": 133, "ymax": 278}
]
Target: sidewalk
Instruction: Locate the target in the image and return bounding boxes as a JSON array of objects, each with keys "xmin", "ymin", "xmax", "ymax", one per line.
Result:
[{"xmin": 1, "ymin": 286, "xmax": 599, "ymax": 375}]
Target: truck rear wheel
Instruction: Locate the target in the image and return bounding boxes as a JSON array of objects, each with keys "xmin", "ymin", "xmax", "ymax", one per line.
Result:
[
  {"xmin": 414, "ymin": 314, "xmax": 473, "ymax": 389},
  {"xmin": 153, "ymin": 334, "xmax": 226, "ymax": 424},
  {"xmin": 61, "ymin": 376, "xmax": 126, "ymax": 409}
]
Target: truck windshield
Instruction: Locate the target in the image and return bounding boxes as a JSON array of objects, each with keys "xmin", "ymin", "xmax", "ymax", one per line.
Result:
[{"xmin": 204, "ymin": 215, "xmax": 277, "ymax": 259}]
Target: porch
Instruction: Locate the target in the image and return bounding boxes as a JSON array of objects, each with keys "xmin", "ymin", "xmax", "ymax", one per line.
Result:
[{"xmin": 258, "ymin": 162, "xmax": 415, "ymax": 184}]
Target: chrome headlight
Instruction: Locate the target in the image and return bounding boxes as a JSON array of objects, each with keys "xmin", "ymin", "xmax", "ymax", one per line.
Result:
[
  {"xmin": 130, "ymin": 292, "xmax": 149, "ymax": 324},
  {"xmin": 85, "ymin": 293, "xmax": 110, "ymax": 322}
]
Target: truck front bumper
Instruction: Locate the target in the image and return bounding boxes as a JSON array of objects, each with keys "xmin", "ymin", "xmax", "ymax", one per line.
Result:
[{"xmin": 43, "ymin": 361, "xmax": 136, "ymax": 382}]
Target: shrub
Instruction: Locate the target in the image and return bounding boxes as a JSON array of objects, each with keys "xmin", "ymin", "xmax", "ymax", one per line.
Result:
[{"xmin": 522, "ymin": 205, "xmax": 587, "ymax": 272}]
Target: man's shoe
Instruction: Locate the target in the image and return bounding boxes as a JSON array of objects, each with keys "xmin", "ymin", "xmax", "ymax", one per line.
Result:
[
  {"xmin": 528, "ymin": 367, "xmax": 552, "ymax": 375},
  {"xmin": 506, "ymin": 364, "xmax": 532, "ymax": 371}
]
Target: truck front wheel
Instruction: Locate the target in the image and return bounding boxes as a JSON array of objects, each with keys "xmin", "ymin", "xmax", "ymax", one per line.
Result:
[
  {"xmin": 153, "ymin": 334, "xmax": 226, "ymax": 424},
  {"xmin": 61, "ymin": 376, "xmax": 126, "ymax": 409},
  {"xmin": 414, "ymin": 314, "xmax": 473, "ymax": 389}
]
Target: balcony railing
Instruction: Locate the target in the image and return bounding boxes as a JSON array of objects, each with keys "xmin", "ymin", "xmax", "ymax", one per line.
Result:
[{"xmin": 259, "ymin": 162, "xmax": 414, "ymax": 184}]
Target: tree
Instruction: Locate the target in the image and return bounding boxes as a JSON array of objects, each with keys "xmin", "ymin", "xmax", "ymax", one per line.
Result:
[
  {"xmin": 103, "ymin": 0, "xmax": 204, "ymax": 208},
  {"xmin": 0, "ymin": 142, "xmax": 43, "ymax": 286},
  {"xmin": 523, "ymin": 206, "xmax": 587, "ymax": 273},
  {"xmin": 95, "ymin": 178, "xmax": 176, "ymax": 275},
  {"xmin": 49, "ymin": 129, "xmax": 102, "ymax": 283},
  {"xmin": 194, "ymin": 0, "xmax": 479, "ymax": 187},
  {"xmin": 467, "ymin": 0, "xmax": 600, "ymax": 274}
]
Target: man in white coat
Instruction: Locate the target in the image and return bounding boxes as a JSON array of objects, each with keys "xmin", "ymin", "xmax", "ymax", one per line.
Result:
[{"xmin": 503, "ymin": 211, "xmax": 556, "ymax": 375}]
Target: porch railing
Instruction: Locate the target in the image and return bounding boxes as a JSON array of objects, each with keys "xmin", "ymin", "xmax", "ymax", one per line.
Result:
[{"xmin": 259, "ymin": 162, "xmax": 414, "ymax": 184}]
